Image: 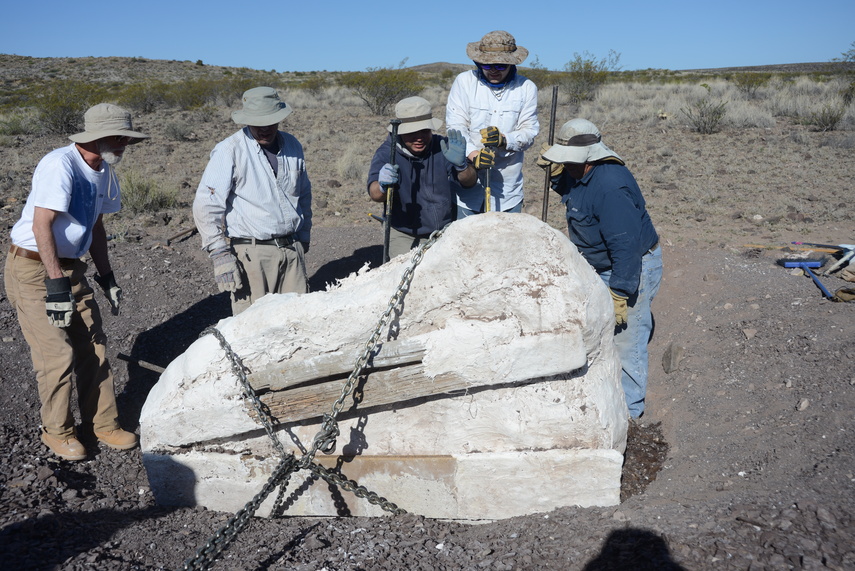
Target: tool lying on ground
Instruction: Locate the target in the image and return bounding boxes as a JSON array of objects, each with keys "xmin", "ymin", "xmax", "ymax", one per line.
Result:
[
  {"xmin": 166, "ymin": 227, "xmax": 198, "ymax": 246},
  {"xmin": 117, "ymin": 352, "xmax": 166, "ymax": 374},
  {"xmin": 778, "ymin": 258, "xmax": 835, "ymax": 299},
  {"xmin": 792, "ymin": 242, "xmax": 855, "ymax": 276}
]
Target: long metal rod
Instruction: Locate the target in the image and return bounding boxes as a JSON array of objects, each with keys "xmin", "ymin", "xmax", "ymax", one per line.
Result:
[
  {"xmin": 541, "ymin": 85, "xmax": 559, "ymax": 222},
  {"xmin": 383, "ymin": 119, "xmax": 401, "ymax": 263}
]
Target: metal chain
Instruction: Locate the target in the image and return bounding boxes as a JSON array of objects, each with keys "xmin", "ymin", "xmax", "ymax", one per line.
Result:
[{"xmin": 179, "ymin": 226, "xmax": 445, "ymax": 570}]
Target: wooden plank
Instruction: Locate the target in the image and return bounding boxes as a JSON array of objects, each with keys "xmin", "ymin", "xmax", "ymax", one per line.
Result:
[
  {"xmin": 257, "ymin": 362, "xmax": 466, "ymax": 424},
  {"xmin": 248, "ymin": 338, "xmax": 427, "ymax": 392}
]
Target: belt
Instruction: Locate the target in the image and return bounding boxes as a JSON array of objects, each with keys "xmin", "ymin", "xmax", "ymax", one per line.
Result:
[
  {"xmin": 646, "ymin": 241, "xmax": 660, "ymax": 255},
  {"xmin": 230, "ymin": 235, "xmax": 295, "ymax": 248},
  {"xmin": 9, "ymin": 245, "xmax": 77, "ymax": 265}
]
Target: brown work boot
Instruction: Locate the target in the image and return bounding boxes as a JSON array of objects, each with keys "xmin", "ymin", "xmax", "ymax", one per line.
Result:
[
  {"xmin": 94, "ymin": 428, "xmax": 139, "ymax": 450},
  {"xmin": 41, "ymin": 432, "xmax": 87, "ymax": 461}
]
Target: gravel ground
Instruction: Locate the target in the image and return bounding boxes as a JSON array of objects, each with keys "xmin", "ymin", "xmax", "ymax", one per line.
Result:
[{"xmin": 1, "ymin": 55, "xmax": 854, "ymax": 570}]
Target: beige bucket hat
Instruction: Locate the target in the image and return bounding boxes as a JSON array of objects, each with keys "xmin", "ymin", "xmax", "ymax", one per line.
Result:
[
  {"xmin": 68, "ymin": 103, "xmax": 149, "ymax": 144},
  {"xmin": 388, "ymin": 96, "xmax": 443, "ymax": 135},
  {"xmin": 232, "ymin": 86, "xmax": 292, "ymax": 126},
  {"xmin": 466, "ymin": 30, "xmax": 528, "ymax": 65},
  {"xmin": 541, "ymin": 118, "xmax": 622, "ymax": 164}
]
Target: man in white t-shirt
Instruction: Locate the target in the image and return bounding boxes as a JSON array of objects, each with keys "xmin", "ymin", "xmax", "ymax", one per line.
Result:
[{"xmin": 4, "ymin": 104, "xmax": 148, "ymax": 461}]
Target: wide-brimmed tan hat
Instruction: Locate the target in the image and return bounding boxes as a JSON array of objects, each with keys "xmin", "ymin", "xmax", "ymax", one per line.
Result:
[
  {"xmin": 68, "ymin": 103, "xmax": 149, "ymax": 144},
  {"xmin": 388, "ymin": 96, "xmax": 443, "ymax": 135},
  {"xmin": 231, "ymin": 86, "xmax": 292, "ymax": 126},
  {"xmin": 466, "ymin": 30, "xmax": 528, "ymax": 65},
  {"xmin": 541, "ymin": 118, "xmax": 622, "ymax": 164}
]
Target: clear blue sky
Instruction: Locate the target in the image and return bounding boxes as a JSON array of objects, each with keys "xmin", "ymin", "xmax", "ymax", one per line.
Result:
[{"xmin": 2, "ymin": 1, "xmax": 853, "ymax": 72}]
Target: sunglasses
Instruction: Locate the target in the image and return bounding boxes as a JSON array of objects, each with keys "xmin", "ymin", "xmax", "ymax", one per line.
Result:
[{"xmin": 479, "ymin": 64, "xmax": 509, "ymax": 71}]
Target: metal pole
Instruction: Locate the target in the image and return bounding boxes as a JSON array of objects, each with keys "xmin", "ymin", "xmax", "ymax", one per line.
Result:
[
  {"xmin": 541, "ymin": 85, "xmax": 558, "ymax": 222},
  {"xmin": 383, "ymin": 119, "xmax": 402, "ymax": 263}
]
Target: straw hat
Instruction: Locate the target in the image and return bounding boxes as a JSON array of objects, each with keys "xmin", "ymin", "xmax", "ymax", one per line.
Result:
[
  {"xmin": 68, "ymin": 103, "xmax": 149, "ymax": 144},
  {"xmin": 466, "ymin": 30, "xmax": 528, "ymax": 65},
  {"xmin": 541, "ymin": 119, "xmax": 622, "ymax": 164},
  {"xmin": 388, "ymin": 96, "xmax": 443, "ymax": 135},
  {"xmin": 231, "ymin": 87, "xmax": 292, "ymax": 126}
]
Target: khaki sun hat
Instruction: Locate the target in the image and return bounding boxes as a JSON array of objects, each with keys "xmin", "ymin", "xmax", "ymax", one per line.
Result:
[
  {"xmin": 541, "ymin": 118, "xmax": 622, "ymax": 164},
  {"xmin": 388, "ymin": 96, "xmax": 443, "ymax": 135},
  {"xmin": 68, "ymin": 103, "xmax": 149, "ymax": 144},
  {"xmin": 466, "ymin": 30, "xmax": 528, "ymax": 65},
  {"xmin": 231, "ymin": 86, "xmax": 292, "ymax": 126}
]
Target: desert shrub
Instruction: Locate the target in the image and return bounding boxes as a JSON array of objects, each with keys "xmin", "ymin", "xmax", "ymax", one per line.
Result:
[
  {"xmin": 0, "ymin": 109, "xmax": 39, "ymax": 135},
  {"xmin": 680, "ymin": 86, "xmax": 727, "ymax": 134},
  {"xmin": 805, "ymin": 103, "xmax": 846, "ymax": 131},
  {"xmin": 164, "ymin": 121, "xmax": 194, "ymax": 141},
  {"xmin": 165, "ymin": 78, "xmax": 221, "ymax": 110},
  {"xmin": 297, "ymin": 75, "xmax": 327, "ymax": 95},
  {"xmin": 118, "ymin": 81, "xmax": 170, "ymax": 113},
  {"xmin": 731, "ymin": 73, "xmax": 770, "ymax": 98},
  {"xmin": 119, "ymin": 170, "xmax": 177, "ymax": 213},
  {"xmin": 338, "ymin": 63, "xmax": 423, "ymax": 115},
  {"xmin": 724, "ymin": 100, "xmax": 776, "ymax": 128},
  {"xmin": 561, "ymin": 50, "xmax": 621, "ymax": 103},
  {"xmin": 38, "ymin": 80, "xmax": 106, "ymax": 134}
]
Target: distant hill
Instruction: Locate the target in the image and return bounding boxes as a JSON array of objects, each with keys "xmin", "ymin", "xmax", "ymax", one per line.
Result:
[{"xmin": 0, "ymin": 54, "xmax": 851, "ymax": 86}]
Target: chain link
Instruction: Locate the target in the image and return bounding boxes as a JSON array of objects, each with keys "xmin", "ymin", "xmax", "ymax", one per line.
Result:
[{"xmin": 180, "ymin": 226, "xmax": 445, "ymax": 570}]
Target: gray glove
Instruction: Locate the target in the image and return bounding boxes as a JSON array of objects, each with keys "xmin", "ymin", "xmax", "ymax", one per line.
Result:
[
  {"xmin": 211, "ymin": 249, "xmax": 243, "ymax": 293},
  {"xmin": 440, "ymin": 129, "xmax": 467, "ymax": 169},
  {"xmin": 94, "ymin": 271, "xmax": 122, "ymax": 315},
  {"xmin": 378, "ymin": 163, "xmax": 399, "ymax": 187},
  {"xmin": 45, "ymin": 276, "xmax": 74, "ymax": 328}
]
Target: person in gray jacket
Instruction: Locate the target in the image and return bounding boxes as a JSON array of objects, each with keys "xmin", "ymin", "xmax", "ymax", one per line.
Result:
[{"xmin": 193, "ymin": 87, "xmax": 312, "ymax": 315}]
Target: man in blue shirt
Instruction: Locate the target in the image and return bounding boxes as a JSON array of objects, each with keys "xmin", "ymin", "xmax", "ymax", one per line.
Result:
[
  {"xmin": 541, "ymin": 119, "xmax": 662, "ymax": 419},
  {"xmin": 368, "ymin": 97, "xmax": 477, "ymax": 258}
]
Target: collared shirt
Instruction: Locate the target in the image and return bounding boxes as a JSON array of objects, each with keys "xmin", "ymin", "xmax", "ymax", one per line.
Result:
[
  {"xmin": 553, "ymin": 162, "xmax": 659, "ymax": 297},
  {"xmin": 193, "ymin": 127, "xmax": 312, "ymax": 253},
  {"xmin": 446, "ymin": 69, "xmax": 539, "ymax": 211},
  {"xmin": 11, "ymin": 143, "xmax": 121, "ymax": 258}
]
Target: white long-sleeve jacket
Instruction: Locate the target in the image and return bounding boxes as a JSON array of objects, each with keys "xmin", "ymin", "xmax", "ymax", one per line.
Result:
[
  {"xmin": 193, "ymin": 127, "xmax": 312, "ymax": 254},
  {"xmin": 446, "ymin": 69, "xmax": 539, "ymax": 212}
]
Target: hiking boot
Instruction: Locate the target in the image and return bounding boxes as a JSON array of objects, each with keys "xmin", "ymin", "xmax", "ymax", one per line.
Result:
[
  {"xmin": 94, "ymin": 428, "xmax": 139, "ymax": 450},
  {"xmin": 41, "ymin": 432, "xmax": 87, "ymax": 461}
]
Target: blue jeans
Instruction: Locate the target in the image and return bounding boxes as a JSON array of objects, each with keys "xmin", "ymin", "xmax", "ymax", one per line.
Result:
[{"xmin": 598, "ymin": 246, "xmax": 663, "ymax": 418}]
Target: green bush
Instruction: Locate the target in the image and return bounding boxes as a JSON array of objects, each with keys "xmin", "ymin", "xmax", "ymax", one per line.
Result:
[
  {"xmin": 118, "ymin": 81, "xmax": 170, "ymax": 113},
  {"xmin": 119, "ymin": 170, "xmax": 178, "ymax": 213},
  {"xmin": 731, "ymin": 73, "xmax": 770, "ymax": 98},
  {"xmin": 561, "ymin": 50, "xmax": 621, "ymax": 103},
  {"xmin": 338, "ymin": 63, "xmax": 423, "ymax": 115},
  {"xmin": 297, "ymin": 75, "xmax": 327, "ymax": 95},
  {"xmin": 38, "ymin": 80, "xmax": 106, "ymax": 134}
]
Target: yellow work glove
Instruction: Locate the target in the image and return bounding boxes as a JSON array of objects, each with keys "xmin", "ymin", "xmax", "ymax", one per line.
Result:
[
  {"xmin": 610, "ymin": 289, "xmax": 628, "ymax": 326},
  {"xmin": 480, "ymin": 126, "xmax": 505, "ymax": 148},
  {"xmin": 536, "ymin": 142, "xmax": 564, "ymax": 177},
  {"xmin": 473, "ymin": 147, "xmax": 495, "ymax": 170}
]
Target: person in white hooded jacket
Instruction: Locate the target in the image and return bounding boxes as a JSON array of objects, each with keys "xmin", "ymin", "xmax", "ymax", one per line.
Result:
[{"xmin": 446, "ymin": 30, "xmax": 539, "ymax": 216}]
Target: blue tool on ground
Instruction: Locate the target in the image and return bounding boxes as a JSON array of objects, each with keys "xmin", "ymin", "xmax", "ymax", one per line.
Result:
[
  {"xmin": 792, "ymin": 242, "xmax": 855, "ymax": 276},
  {"xmin": 778, "ymin": 258, "xmax": 834, "ymax": 298}
]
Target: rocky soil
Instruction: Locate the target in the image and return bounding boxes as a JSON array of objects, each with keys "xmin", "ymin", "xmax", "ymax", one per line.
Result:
[{"xmin": 1, "ymin": 56, "xmax": 854, "ymax": 570}]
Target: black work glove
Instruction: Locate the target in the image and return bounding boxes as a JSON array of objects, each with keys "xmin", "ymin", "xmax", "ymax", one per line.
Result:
[
  {"xmin": 473, "ymin": 148, "xmax": 496, "ymax": 170},
  {"xmin": 45, "ymin": 276, "xmax": 74, "ymax": 328},
  {"xmin": 94, "ymin": 271, "xmax": 122, "ymax": 315}
]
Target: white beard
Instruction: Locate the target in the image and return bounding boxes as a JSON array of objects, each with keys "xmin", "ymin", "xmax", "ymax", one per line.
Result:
[
  {"xmin": 100, "ymin": 150, "xmax": 123, "ymax": 165},
  {"xmin": 97, "ymin": 140, "xmax": 124, "ymax": 165}
]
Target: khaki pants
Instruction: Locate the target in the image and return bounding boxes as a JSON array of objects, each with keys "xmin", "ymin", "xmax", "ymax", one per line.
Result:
[
  {"xmin": 231, "ymin": 241, "xmax": 307, "ymax": 315},
  {"xmin": 4, "ymin": 253, "xmax": 120, "ymax": 438},
  {"xmin": 388, "ymin": 228, "xmax": 423, "ymax": 260}
]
